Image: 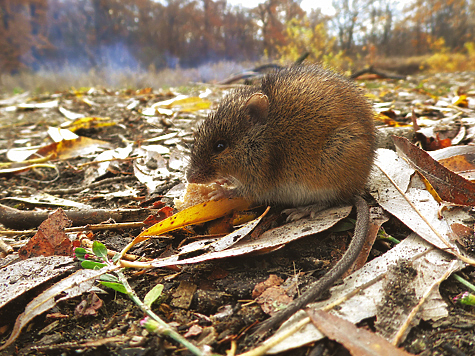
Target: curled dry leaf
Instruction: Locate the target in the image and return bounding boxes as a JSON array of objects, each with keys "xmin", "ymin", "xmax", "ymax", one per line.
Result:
[
  {"xmin": 74, "ymin": 292, "xmax": 103, "ymax": 317},
  {"xmin": 392, "ymin": 135, "xmax": 475, "ymax": 206},
  {"xmin": 18, "ymin": 208, "xmax": 78, "ymax": 259}
]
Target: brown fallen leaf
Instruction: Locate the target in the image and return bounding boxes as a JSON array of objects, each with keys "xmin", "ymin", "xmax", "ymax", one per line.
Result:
[
  {"xmin": 252, "ymin": 274, "xmax": 284, "ymax": 299},
  {"xmin": 171, "ymin": 281, "xmax": 197, "ymax": 309},
  {"xmin": 75, "ymin": 292, "xmax": 103, "ymax": 317},
  {"xmin": 142, "ymin": 206, "xmax": 175, "ymax": 226},
  {"xmin": 451, "ymin": 223, "xmax": 475, "ymax": 252},
  {"xmin": 31, "ymin": 136, "xmax": 114, "ymax": 160},
  {"xmin": 392, "ymin": 135, "xmax": 475, "ymax": 206},
  {"xmin": 439, "ymin": 153, "xmax": 475, "ymax": 175},
  {"xmin": 184, "ymin": 324, "xmax": 203, "ymax": 338},
  {"xmin": 306, "ymin": 309, "xmax": 413, "ymax": 356},
  {"xmin": 418, "ymin": 132, "xmax": 452, "ymax": 151},
  {"xmin": 256, "ymin": 286, "xmax": 293, "ymax": 316},
  {"xmin": 18, "ymin": 208, "xmax": 77, "ymax": 259},
  {"xmin": 0, "ymin": 256, "xmax": 74, "ymax": 310}
]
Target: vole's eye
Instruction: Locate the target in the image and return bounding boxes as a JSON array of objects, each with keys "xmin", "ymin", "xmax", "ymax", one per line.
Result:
[{"xmin": 213, "ymin": 140, "xmax": 228, "ymax": 153}]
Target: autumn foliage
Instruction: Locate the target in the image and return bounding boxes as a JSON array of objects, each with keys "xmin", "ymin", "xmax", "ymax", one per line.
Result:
[{"xmin": 1, "ymin": 0, "xmax": 475, "ymax": 75}]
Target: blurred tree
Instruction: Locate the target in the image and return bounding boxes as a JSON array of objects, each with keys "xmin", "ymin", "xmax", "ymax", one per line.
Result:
[
  {"xmin": 0, "ymin": 0, "xmax": 50, "ymax": 73},
  {"xmin": 404, "ymin": 0, "xmax": 471, "ymax": 53},
  {"xmin": 277, "ymin": 17, "xmax": 351, "ymax": 70},
  {"xmin": 332, "ymin": 0, "xmax": 365, "ymax": 53},
  {"xmin": 254, "ymin": 0, "xmax": 305, "ymax": 59},
  {"xmin": 1, "ymin": 0, "xmax": 475, "ymax": 74},
  {"xmin": 222, "ymin": 5, "xmax": 260, "ymax": 61},
  {"xmin": 366, "ymin": 0, "xmax": 395, "ymax": 56}
]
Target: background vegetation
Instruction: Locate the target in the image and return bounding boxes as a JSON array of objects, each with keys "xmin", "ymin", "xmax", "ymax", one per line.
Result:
[{"xmin": 1, "ymin": 0, "xmax": 475, "ymax": 92}]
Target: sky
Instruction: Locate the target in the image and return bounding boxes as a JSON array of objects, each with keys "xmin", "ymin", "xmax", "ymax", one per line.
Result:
[{"xmin": 227, "ymin": 0, "xmax": 336, "ymax": 15}]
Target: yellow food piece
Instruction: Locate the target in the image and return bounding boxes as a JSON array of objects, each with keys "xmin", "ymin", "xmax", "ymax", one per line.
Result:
[{"xmin": 174, "ymin": 183, "xmax": 217, "ymax": 211}]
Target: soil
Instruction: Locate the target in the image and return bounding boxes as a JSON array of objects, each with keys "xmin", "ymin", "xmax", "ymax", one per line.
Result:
[{"xmin": 1, "ymin": 71, "xmax": 475, "ymax": 355}]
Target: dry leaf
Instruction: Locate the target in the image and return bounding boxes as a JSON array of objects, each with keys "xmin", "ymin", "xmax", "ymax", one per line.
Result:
[
  {"xmin": 393, "ymin": 135, "xmax": 475, "ymax": 206},
  {"xmin": 265, "ymin": 235, "xmax": 463, "ymax": 354},
  {"xmin": 30, "ymin": 137, "xmax": 114, "ymax": 160},
  {"xmin": 252, "ymin": 274, "xmax": 284, "ymax": 299},
  {"xmin": 0, "ymin": 256, "xmax": 74, "ymax": 309},
  {"xmin": 256, "ymin": 286, "xmax": 293, "ymax": 316},
  {"xmin": 306, "ymin": 309, "xmax": 413, "ymax": 355},
  {"xmin": 0, "ymin": 268, "xmax": 112, "ymax": 350},
  {"xmin": 371, "ymin": 148, "xmax": 470, "ymax": 252},
  {"xmin": 121, "ymin": 205, "xmax": 351, "ymax": 269},
  {"xmin": 75, "ymin": 292, "xmax": 103, "ymax": 317},
  {"xmin": 143, "ymin": 206, "xmax": 175, "ymax": 226},
  {"xmin": 171, "ymin": 281, "xmax": 197, "ymax": 309},
  {"xmin": 64, "ymin": 117, "xmax": 115, "ymax": 132},
  {"xmin": 18, "ymin": 208, "xmax": 77, "ymax": 259}
]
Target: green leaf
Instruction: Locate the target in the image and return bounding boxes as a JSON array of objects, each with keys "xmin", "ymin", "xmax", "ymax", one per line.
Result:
[
  {"xmin": 92, "ymin": 241, "xmax": 108, "ymax": 260},
  {"xmin": 144, "ymin": 284, "xmax": 164, "ymax": 308},
  {"xmin": 81, "ymin": 260, "xmax": 107, "ymax": 270},
  {"xmin": 100, "ymin": 281, "xmax": 129, "ymax": 294},
  {"xmin": 111, "ymin": 253, "xmax": 121, "ymax": 263},
  {"xmin": 99, "ymin": 274, "xmax": 119, "ymax": 283},
  {"xmin": 74, "ymin": 247, "xmax": 87, "ymax": 261}
]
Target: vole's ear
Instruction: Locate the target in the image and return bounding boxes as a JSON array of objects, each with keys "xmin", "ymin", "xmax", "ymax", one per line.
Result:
[{"xmin": 245, "ymin": 92, "xmax": 269, "ymax": 125}]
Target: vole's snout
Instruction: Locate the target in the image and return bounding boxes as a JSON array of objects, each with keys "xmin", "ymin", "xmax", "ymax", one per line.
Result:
[
  {"xmin": 186, "ymin": 165, "xmax": 212, "ymax": 184},
  {"xmin": 185, "ymin": 168, "xmax": 196, "ymax": 184}
]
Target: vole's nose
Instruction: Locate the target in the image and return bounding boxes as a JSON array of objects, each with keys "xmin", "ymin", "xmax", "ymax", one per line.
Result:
[{"xmin": 185, "ymin": 170, "xmax": 195, "ymax": 183}]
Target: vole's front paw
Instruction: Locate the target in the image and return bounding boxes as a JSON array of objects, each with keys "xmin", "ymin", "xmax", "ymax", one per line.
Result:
[
  {"xmin": 208, "ymin": 183, "xmax": 238, "ymax": 200},
  {"xmin": 282, "ymin": 204, "xmax": 325, "ymax": 222}
]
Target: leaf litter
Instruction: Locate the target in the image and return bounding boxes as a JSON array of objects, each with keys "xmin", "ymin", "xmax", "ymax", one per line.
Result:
[{"xmin": 1, "ymin": 72, "xmax": 475, "ymax": 355}]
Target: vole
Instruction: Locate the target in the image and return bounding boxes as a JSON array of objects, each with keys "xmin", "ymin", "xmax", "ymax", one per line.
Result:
[{"xmin": 186, "ymin": 65, "xmax": 376, "ymax": 335}]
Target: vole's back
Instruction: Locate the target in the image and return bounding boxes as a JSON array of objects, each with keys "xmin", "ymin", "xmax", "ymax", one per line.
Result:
[{"xmin": 187, "ymin": 65, "xmax": 376, "ymax": 207}]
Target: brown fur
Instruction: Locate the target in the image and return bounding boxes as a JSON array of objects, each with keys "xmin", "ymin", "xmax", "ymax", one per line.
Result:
[{"xmin": 187, "ymin": 65, "xmax": 376, "ymax": 206}]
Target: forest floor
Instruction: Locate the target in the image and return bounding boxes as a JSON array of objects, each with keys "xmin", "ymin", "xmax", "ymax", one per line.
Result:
[{"xmin": 0, "ymin": 69, "xmax": 475, "ymax": 355}]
